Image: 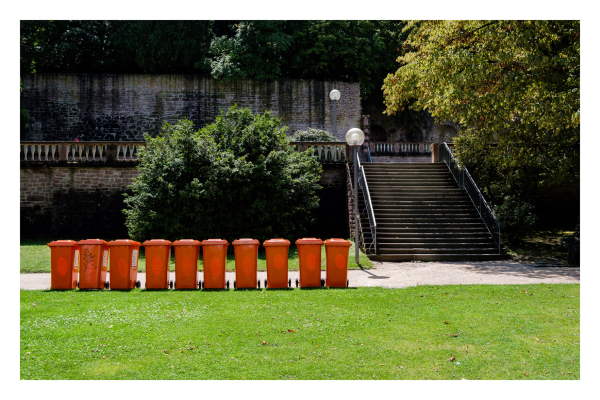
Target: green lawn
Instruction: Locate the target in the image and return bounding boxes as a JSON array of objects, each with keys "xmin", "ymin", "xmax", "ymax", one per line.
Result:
[
  {"xmin": 20, "ymin": 284, "xmax": 579, "ymax": 380},
  {"xmin": 20, "ymin": 238, "xmax": 372, "ymax": 274}
]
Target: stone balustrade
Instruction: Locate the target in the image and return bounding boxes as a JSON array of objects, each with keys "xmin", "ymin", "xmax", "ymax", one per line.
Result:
[
  {"xmin": 368, "ymin": 142, "xmax": 433, "ymax": 154},
  {"xmin": 290, "ymin": 141, "xmax": 350, "ymax": 163},
  {"xmin": 20, "ymin": 141, "xmax": 350, "ymax": 164},
  {"xmin": 20, "ymin": 142, "xmax": 146, "ymax": 163}
]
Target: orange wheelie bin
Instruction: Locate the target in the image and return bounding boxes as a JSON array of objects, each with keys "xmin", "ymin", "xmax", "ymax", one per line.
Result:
[
  {"xmin": 107, "ymin": 239, "xmax": 141, "ymax": 289},
  {"xmin": 324, "ymin": 238, "xmax": 351, "ymax": 288},
  {"xmin": 263, "ymin": 238, "xmax": 291, "ymax": 289},
  {"xmin": 232, "ymin": 238, "xmax": 260, "ymax": 289},
  {"xmin": 295, "ymin": 238, "xmax": 324, "ymax": 288},
  {"xmin": 173, "ymin": 239, "xmax": 201, "ymax": 289},
  {"xmin": 142, "ymin": 239, "xmax": 173, "ymax": 289},
  {"xmin": 77, "ymin": 239, "xmax": 109, "ymax": 290},
  {"xmin": 201, "ymin": 239, "xmax": 229, "ymax": 289},
  {"xmin": 47, "ymin": 240, "xmax": 79, "ymax": 290}
]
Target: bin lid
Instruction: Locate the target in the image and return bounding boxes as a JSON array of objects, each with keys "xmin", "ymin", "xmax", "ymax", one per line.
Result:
[
  {"xmin": 232, "ymin": 238, "xmax": 259, "ymax": 246},
  {"xmin": 295, "ymin": 238, "xmax": 323, "ymax": 245},
  {"xmin": 77, "ymin": 239, "xmax": 108, "ymax": 245},
  {"xmin": 201, "ymin": 239, "xmax": 229, "ymax": 246},
  {"xmin": 142, "ymin": 239, "xmax": 173, "ymax": 246},
  {"xmin": 108, "ymin": 239, "xmax": 141, "ymax": 246},
  {"xmin": 47, "ymin": 240, "xmax": 78, "ymax": 247},
  {"xmin": 324, "ymin": 238, "xmax": 352, "ymax": 247},
  {"xmin": 263, "ymin": 238, "xmax": 290, "ymax": 247},
  {"xmin": 173, "ymin": 239, "xmax": 202, "ymax": 246}
]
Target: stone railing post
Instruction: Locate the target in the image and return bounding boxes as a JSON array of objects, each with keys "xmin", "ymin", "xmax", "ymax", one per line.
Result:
[
  {"xmin": 432, "ymin": 143, "xmax": 439, "ymax": 163},
  {"xmin": 106, "ymin": 144, "xmax": 118, "ymax": 161}
]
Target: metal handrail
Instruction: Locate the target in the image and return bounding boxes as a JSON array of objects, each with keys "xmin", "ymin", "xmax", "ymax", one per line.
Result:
[
  {"xmin": 346, "ymin": 162, "xmax": 365, "ymax": 252},
  {"xmin": 356, "ymin": 156, "xmax": 377, "ymax": 255},
  {"xmin": 366, "ymin": 145, "xmax": 372, "ymax": 163},
  {"xmin": 440, "ymin": 142, "xmax": 502, "ymax": 254}
]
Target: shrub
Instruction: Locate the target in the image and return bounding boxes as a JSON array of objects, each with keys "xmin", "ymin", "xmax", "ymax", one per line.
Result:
[
  {"xmin": 559, "ymin": 224, "xmax": 580, "ymax": 248},
  {"xmin": 290, "ymin": 128, "xmax": 337, "ymax": 142},
  {"xmin": 123, "ymin": 107, "xmax": 323, "ymax": 244},
  {"xmin": 493, "ymin": 195, "xmax": 537, "ymax": 242}
]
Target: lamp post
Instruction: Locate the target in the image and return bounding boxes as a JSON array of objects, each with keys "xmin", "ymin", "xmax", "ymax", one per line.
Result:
[
  {"xmin": 330, "ymin": 89, "xmax": 340, "ymax": 137},
  {"xmin": 346, "ymin": 127, "xmax": 365, "ymax": 264}
]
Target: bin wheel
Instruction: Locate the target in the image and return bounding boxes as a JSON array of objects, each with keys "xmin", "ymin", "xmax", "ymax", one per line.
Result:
[
  {"xmin": 321, "ymin": 278, "xmax": 325, "ymax": 288},
  {"xmin": 136, "ymin": 280, "xmax": 141, "ymax": 289},
  {"xmin": 295, "ymin": 278, "xmax": 299, "ymax": 288},
  {"xmin": 76, "ymin": 281, "xmax": 79, "ymax": 289},
  {"xmin": 258, "ymin": 280, "xmax": 261, "ymax": 289},
  {"xmin": 198, "ymin": 280, "xmax": 202, "ymax": 289},
  {"xmin": 264, "ymin": 279, "xmax": 267, "ymax": 289},
  {"xmin": 347, "ymin": 279, "xmax": 349, "ymax": 288},
  {"xmin": 201, "ymin": 281, "xmax": 204, "ymax": 289},
  {"xmin": 169, "ymin": 280, "xmax": 173, "ymax": 289},
  {"xmin": 105, "ymin": 281, "xmax": 110, "ymax": 290},
  {"xmin": 226, "ymin": 280, "xmax": 230, "ymax": 289},
  {"xmin": 234, "ymin": 280, "xmax": 236, "ymax": 289},
  {"xmin": 288, "ymin": 278, "xmax": 291, "ymax": 288}
]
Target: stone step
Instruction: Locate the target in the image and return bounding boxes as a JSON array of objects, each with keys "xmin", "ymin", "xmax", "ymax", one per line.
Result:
[
  {"xmin": 377, "ymin": 248, "xmax": 500, "ymax": 255},
  {"xmin": 369, "ymin": 254, "xmax": 510, "ymax": 261},
  {"xmin": 377, "ymin": 242, "xmax": 496, "ymax": 249},
  {"xmin": 366, "ymin": 217, "xmax": 483, "ymax": 223}
]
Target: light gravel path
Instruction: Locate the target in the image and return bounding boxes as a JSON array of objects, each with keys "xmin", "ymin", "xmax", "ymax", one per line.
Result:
[{"xmin": 20, "ymin": 260, "xmax": 579, "ymax": 290}]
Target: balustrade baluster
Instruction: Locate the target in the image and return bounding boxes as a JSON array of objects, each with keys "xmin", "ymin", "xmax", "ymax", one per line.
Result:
[
  {"xmin": 132, "ymin": 145, "xmax": 137, "ymax": 160},
  {"xmin": 20, "ymin": 145, "xmax": 24, "ymax": 161}
]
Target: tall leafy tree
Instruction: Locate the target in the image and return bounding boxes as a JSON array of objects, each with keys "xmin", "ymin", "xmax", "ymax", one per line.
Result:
[
  {"xmin": 209, "ymin": 21, "xmax": 293, "ymax": 81},
  {"xmin": 112, "ymin": 21, "xmax": 213, "ymax": 73},
  {"xmin": 382, "ymin": 20, "xmax": 580, "ymax": 192},
  {"xmin": 20, "ymin": 20, "xmax": 115, "ymax": 73}
]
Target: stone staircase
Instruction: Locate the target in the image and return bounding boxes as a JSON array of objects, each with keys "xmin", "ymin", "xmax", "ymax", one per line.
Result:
[{"xmin": 357, "ymin": 162, "xmax": 509, "ymax": 261}]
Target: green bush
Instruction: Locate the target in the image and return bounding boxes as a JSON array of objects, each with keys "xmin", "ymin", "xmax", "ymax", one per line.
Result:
[
  {"xmin": 493, "ymin": 195, "xmax": 538, "ymax": 242},
  {"xmin": 559, "ymin": 224, "xmax": 580, "ymax": 248},
  {"xmin": 123, "ymin": 107, "xmax": 322, "ymax": 244},
  {"xmin": 290, "ymin": 128, "xmax": 337, "ymax": 142}
]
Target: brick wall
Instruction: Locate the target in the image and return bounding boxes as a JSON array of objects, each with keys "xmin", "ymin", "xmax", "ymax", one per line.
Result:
[
  {"xmin": 20, "ymin": 163, "xmax": 349, "ymax": 239},
  {"xmin": 21, "ymin": 74, "xmax": 361, "ymax": 142},
  {"xmin": 20, "ymin": 165, "xmax": 140, "ymax": 238}
]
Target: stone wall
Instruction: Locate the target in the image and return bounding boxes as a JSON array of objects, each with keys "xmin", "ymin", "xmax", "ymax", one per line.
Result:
[
  {"xmin": 362, "ymin": 95, "xmax": 460, "ymax": 143},
  {"xmin": 21, "ymin": 74, "xmax": 361, "ymax": 142},
  {"xmin": 20, "ymin": 163, "xmax": 349, "ymax": 240}
]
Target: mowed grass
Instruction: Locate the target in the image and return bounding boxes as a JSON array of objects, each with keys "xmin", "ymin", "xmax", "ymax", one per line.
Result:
[
  {"xmin": 20, "ymin": 238, "xmax": 372, "ymax": 274},
  {"xmin": 20, "ymin": 284, "xmax": 579, "ymax": 380}
]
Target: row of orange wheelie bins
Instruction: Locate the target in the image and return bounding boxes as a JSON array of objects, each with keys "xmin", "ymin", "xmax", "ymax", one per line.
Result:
[{"xmin": 47, "ymin": 238, "xmax": 352, "ymax": 290}]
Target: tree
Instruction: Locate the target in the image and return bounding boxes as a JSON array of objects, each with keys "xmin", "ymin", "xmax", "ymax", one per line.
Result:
[
  {"xmin": 209, "ymin": 21, "xmax": 293, "ymax": 81},
  {"xmin": 123, "ymin": 107, "xmax": 322, "ymax": 244},
  {"xmin": 20, "ymin": 20, "xmax": 115, "ymax": 73},
  {"xmin": 112, "ymin": 21, "xmax": 213, "ymax": 73},
  {"xmin": 382, "ymin": 21, "xmax": 580, "ymax": 191}
]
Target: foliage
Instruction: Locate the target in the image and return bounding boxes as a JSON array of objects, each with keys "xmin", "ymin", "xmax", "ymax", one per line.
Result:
[
  {"xmin": 123, "ymin": 107, "xmax": 322, "ymax": 243},
  {"xmin": 559, "ymin": 224, "xmax": 580, "ymax": 248},
  {"xmin": 20, "ymin": 79, "xmax": 30, "ymax": 139},
  {"xmin": 290, "ymin": 128, "xmax": 337, "ymax": 142},
  {"xmin": 20, "ymin": 285, "xmax": 580, "ymax": 379},
  {"xmin": 112, "ymin": 21, "xmax": 213, "ymax": 73},
  {"xmin": 383, "ymin": 21, "xmax": 580, "ymax": 188},
  {"xmin": 493, "ymin": 195, "xmax": 537, "ymax": 242},
  {"xmin": 209, "ymin": 21, "xmax": 293, "ymax": 81},
  {"xmin": 20, "ymin": 20, "xmax": 115, "ymax": 73}
]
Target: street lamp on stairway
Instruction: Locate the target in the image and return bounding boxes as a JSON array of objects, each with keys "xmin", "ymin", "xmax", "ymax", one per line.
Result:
[
  {"xmin": 346, "ymin": 127, "xmax": 365, "ymax": 264},
  {"xmin": 330, "ymin": 89, "xmax": 340, "ymax": 137}
]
